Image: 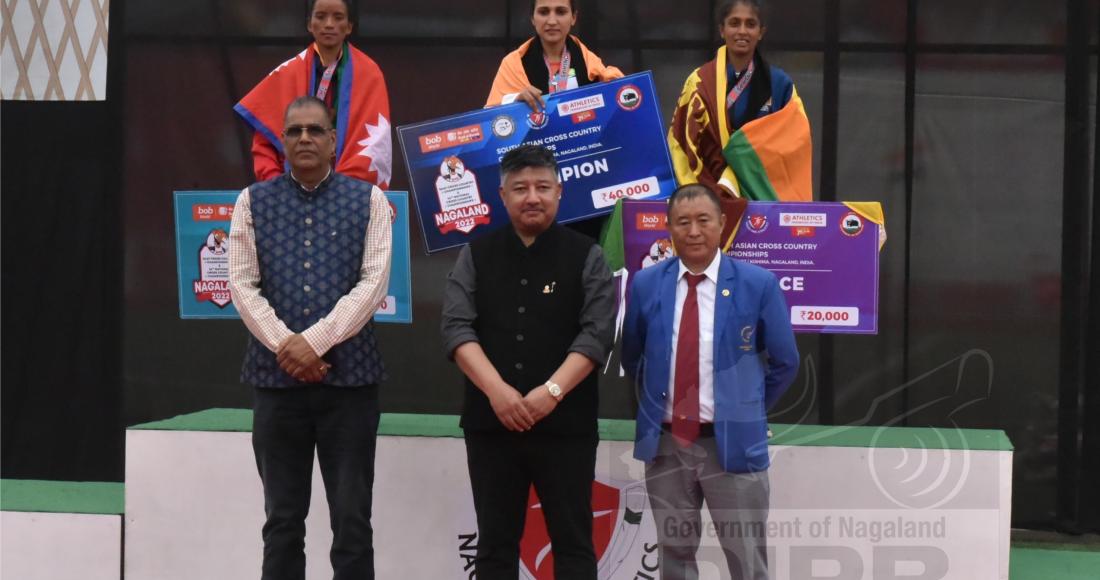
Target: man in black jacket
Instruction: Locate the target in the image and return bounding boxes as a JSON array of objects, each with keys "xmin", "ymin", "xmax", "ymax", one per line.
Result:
[{"xmin": 441, "ymin": 144, "xmax": 614, "ymax": 580}]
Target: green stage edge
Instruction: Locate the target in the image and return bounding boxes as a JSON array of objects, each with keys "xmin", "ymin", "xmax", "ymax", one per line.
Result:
[
  {"xmin": 0, "ymin": 479, "xmax": 124, "ymax": 515},
  {"xmin": 130, "ymin": 408, "xmax": 1012, "ymax": 451},
  {"xmin": 1010, "ymin": 546, "xmax": 1100, "ymax": 579}
]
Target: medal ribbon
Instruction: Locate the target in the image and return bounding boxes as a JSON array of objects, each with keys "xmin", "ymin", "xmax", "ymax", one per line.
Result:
[
  {"xmin": 544, "ymin": 45, "xmax": 572, "ymax": 94},
  {"xmin": 314, "ymin": 52, "xmax": 341, "ymax": 104},
  {"xmin": 725, "ymin": 58, "xmax": 755, "ymax": 110}
]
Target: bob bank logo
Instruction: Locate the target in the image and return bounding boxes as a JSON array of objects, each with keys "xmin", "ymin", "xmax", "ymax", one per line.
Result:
[
  {"xmin": 419, "ymin": 124, "xmax": 483, "ymax": 154},
  {"xmin": 458, "ymin": 480, "xmax": 658, "ymax": 579},
  {"xmin": 635, "ymin": 212, "xmax": 666, "ymax": 231},
  {"xmin": 192, "ymin": 203, "xmax": 234, "ymax": 222}
]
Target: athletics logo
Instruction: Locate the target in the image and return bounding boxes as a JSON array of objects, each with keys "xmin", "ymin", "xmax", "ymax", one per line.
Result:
[
  {"xmin": 746, "ymin": 214, "xmax": 769, "ymax": 234},
  {"xmin": 518, "ymin": 481, "xmax": 647, "ymax": 579}
]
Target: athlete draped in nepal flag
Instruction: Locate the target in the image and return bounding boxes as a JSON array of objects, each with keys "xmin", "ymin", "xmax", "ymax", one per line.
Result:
[
  {"xmin": 234, "ymin": 0, "xmax": 392, "ymax": 189},
  {"xmin": 668, "ymin": 0, "xmax": 813, "ymax": 202}
]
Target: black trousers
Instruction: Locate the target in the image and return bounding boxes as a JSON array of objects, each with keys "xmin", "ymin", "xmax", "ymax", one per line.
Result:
[
  {"xmin": 464, "ymin": 430, "xmax": 599, "ymax": 580},
  {"xmin": 252, "ymin": 385, "xmax": 380, "ymax": 580}
]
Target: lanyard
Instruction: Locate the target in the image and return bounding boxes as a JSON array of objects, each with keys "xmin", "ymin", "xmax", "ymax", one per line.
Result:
[
  {"xmin": 315, "ymin": 52, "xmax": 341, "ymax": 103},
  {"xmin": 725, "ymin": 58, "xmax": 755, "ymax": 110},
  {"xmin": 544, "ymin": 45, "xmax": 572, "ymax": 94}
]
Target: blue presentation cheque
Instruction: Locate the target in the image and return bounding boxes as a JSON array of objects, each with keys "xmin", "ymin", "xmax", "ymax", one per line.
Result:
[{"xmin": 397, "ymin": 72, "xmax": 676, "ymax": 253}]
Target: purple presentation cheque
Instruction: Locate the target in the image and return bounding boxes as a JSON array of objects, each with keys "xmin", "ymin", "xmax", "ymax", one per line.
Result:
[{"xmin": 621, "ymin": 201, "xmax": 882, "ymax": 335}]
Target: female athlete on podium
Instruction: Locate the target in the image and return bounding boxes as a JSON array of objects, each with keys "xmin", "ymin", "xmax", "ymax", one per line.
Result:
[
  {"xmin": 668, "ymin": 0, "xmax": 813, "ymax": 201},
  {"xmin": 485, "ymin": 0, "xmax": 623, "ymax": 110},
  {"xmin": 235, "ymin": 0, "xmax": 391, "ymax": 188}
]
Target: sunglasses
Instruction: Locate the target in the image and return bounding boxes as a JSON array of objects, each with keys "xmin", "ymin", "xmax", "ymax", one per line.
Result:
[{"xmin": 282, "ymin": 124, "xmax": 332, "ymax": 139}]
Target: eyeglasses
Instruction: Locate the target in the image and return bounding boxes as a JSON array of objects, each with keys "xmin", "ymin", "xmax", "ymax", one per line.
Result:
[{"xmin": 282, "ymin": 124, "xmax": 332, "ymax": 139}]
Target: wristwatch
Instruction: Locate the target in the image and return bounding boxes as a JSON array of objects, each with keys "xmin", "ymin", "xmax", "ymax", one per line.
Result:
[{"xmin": 545, "ymin": 380, "xmax": 563, "ymax": 402}]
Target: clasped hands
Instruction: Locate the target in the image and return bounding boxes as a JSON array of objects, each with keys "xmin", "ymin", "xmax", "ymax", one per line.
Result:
[
  {"xmin": 277, "ymin": 334, "xmax": 330, "ymax": 383},
  {"xmin": 488, "ymin": 382, "xmax": 559, "ymax": 432}
]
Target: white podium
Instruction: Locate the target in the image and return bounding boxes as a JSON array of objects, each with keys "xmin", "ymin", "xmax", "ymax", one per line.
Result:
[
  {"xmin": 125, "ymin": 410, "xmax": 1012, "ymax": 579},
  {"xmin": 1, "ymin": 480, "xmax": 123, "ymax": 580}
]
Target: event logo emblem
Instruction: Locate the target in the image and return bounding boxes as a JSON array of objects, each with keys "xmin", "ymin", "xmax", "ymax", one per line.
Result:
[
  {"xmin": 640, "ymin": 238, "xmax": 674, "ymax": 269},
  {"xmin": 491, "ymin": 115, "xmax": 515, "ymax": 138},
  {"xmin": 433, "ymin": 155, "xmax": 491, "ymax": 235},
  {"xmin": 519, "ymin": 481, "xmax": 648, "ymax": 579},
  {"xmin": 616, "ymin": 85, "xmax": 642, "ymax": 111},
  {"xmin": 746, "ymin": 214, "xmax": 769, "ymax": 234},
  {"xmin": 193, "ymin": 228, "xmax": 232, "ymax": 308},
  {"xmin": 527, "ymin": 110, "xmax": 550, "ymax": 130},
  {"xmin": 840, "ymin": 212, "xmax": 864, "ymax": 237}
]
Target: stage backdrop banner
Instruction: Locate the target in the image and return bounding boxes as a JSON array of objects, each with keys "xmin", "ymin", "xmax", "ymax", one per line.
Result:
[
  {"xmin": 397, "ymin": 72, "xmax": 676, "ymax": 253},
  {"xmin": 621, "ymin": 200, "xmax": 882, "ymax": 334},
  {"xmin": 173, "ymin": 190, "xmax": 413, "ymax": 324}
]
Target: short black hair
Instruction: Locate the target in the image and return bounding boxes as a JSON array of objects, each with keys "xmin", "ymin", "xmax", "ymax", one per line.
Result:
[
  {"xmin": 283, "ymin": 95, "xmax": 334, "ymax": 129},
  {"xmin": 309, "ymin": 0, "xmax": 353, "ymax": 14},
  {"xmin": 715, "ymin": 0, "xmax": 766, "ymax": 27},
  {"xmin": 530, "ymin": 0, "xmax": 577, "ymax": 15},
  {"xmin": 666, "ymin": 183, "xmax": 723, "ymax": 218},
  {"xmin": 500, "ymin": 144, "xmax": 558, "ymax": 182}
]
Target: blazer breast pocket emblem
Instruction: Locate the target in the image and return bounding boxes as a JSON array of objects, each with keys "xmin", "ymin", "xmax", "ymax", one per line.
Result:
[{"xmin": 740, "ymin": 325, "xmax": 755, "ymax": 351}]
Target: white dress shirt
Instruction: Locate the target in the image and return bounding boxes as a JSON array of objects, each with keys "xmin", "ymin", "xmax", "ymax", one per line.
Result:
[
  {"xmin": 227, "ymin": 177, "xmax": 392, "ymax": 357},
  {"xmin": 665, "ymin": 250, "xmax": 722, "ymax": 423}
]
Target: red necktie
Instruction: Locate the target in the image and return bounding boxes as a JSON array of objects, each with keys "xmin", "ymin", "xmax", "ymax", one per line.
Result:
[{"xmin": 672, "ymin": 273, "xmax": 706, "ymax": 447}]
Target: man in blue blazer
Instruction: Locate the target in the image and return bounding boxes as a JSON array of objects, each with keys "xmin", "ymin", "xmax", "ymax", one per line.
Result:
[{"xmin": 622, "ymin": 184, "xmax": 799, "ymax": 580}]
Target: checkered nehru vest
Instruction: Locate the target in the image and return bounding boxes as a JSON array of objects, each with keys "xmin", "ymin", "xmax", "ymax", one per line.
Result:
[{"xmin": 240, "ymin": 173, "xmax": 387, "ymax": 387}]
